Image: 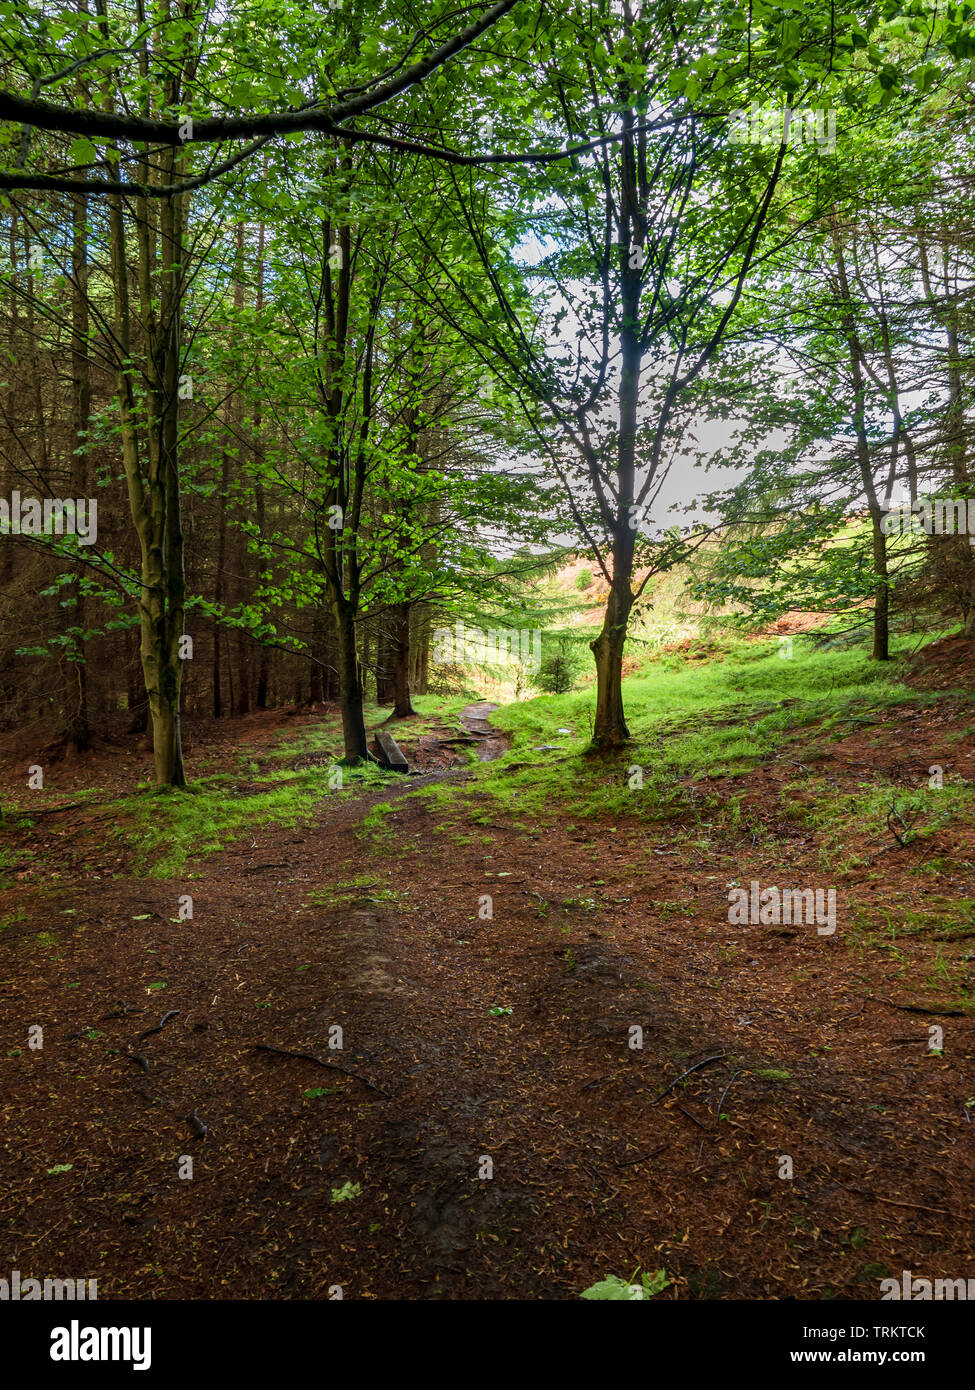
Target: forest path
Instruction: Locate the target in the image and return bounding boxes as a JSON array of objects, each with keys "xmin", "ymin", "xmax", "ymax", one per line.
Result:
[
  {"xmin": 1, "ymin": 694, "xmax": 974, "ymax": 1298},
  {"xmin": 457, "ymin": 700, "xmax": 510, "ymax": 762}
]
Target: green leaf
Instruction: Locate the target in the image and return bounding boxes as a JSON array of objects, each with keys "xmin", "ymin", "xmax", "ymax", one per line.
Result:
[
  {"xmin": 68, "ymin": 137, "xmax": 98, "ymax": 166},
  {"xmin": 581, "ymin": 1268, "xmax": 670, "ymax": 1300}
]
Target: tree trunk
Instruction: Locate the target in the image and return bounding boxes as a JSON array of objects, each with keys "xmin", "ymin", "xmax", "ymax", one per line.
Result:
[
  {"xmin": 334, "ymin": 598, "xmax": 369, "ymax": 761},
  {"xmin": 309, "ymin": 608, "xmax": 326, "ymax": 704},
  {"xmin": 590, "ymin": 285, "xmax": 640, "ymax": 748},
  {"xmin": 871, "ymin": 517, "xmax": 890, "ymax": 662},
  {"xmin": 126, "ymin": 629, "xmax": 147, "ymax": 732},
  {"xmin": 392, "ymin": 601, "xmax": 416, "ymax": 717},
  {"xmin": 590, "ymin": 578, "xmax": 633, "ymax": 747},
  {"xmin": 254, "ymin": 212, "xmax": 270, "ymax": 710},
  {"xmin": 256, "ymin": 650, "xmax": 270, "ymax": 709},
  {"xmin": 235, "ymin": 626, "xmax": 251, "ymax": 715},
  {"xmin": 146, "ymin": 682, "xmax": 184, "ymax": 786},
  {"xmin": 831, "ymin": 215, "xmax": 889, "ymax": 663},
  {"xmin": 375, "ymin": 616, "xmax": 395, "ymax": 705},
  {"xmin": 212, "ymin": 449, "xmax": 230, "ymax": 718},
  {"xmin": 65, "ymin": 188, "xmax": 91, "ymax": 750},
  {"xmin": 102, "ymin": 30, "xmax": 188, "ymax": 788},
  {"xmin": 411, "ymin": 603, "xmax": 430, "ymax": 694}
]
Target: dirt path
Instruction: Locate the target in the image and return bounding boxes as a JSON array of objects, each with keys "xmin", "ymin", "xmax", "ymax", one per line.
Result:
[
  {"xmin": 1, "ymin": 694, "xmax": 974, "ymax": 1299},
  {"xmin": 458, "ymin": 701, "xmax": 510, "ymax": 762}
]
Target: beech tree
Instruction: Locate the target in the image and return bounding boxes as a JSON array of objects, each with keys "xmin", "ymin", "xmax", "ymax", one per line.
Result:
[{"xmin": 404, "ymin": 0, "xmax": 965, "ymax": 746}]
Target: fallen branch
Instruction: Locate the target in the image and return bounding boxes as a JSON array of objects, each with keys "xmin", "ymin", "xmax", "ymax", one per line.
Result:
[
  {"xmin": 843, "ymin": 1187, "xmax": 949, "ymax": 1217},
  {"xmin": 676, "ymin": 1104, "xmax": 708, "ymax": 1130},
  {"xmin": 100, "ymin": 1004, "xmax": 136, "ymax": 1021},
  {"xmin": 614, "ymin": 1142, "xmax": 669, "ymax": 1167},
  {"xmin": 136, "ymin": 1009, "xmax": 180, "ymax": 1042},
  {"xmin": 253, "ymin": 1043, "xmax": 389, "ymax": 1097},
  {"xmin": 885, "ymin": 798, "xmax": 919, "ymax": 847},
  {"xmin": 866, "ymin": 996, "xmax": 966, "ymax": 1018},
  {"xmin": 648, "ymin": 1053, "xmax": 727, "ymax": 1107}
]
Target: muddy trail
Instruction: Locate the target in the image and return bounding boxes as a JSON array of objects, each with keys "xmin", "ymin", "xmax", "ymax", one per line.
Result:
[
  {"xmin": 1, "ymin": 690, "xmax": 974, "ymax": 1300},
  {"xmin": 457, "ymin": 701, "xmax": 510, "ymax": 762}
]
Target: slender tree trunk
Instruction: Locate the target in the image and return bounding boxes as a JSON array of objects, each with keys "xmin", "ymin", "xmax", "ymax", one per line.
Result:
[
  {"xmin": 392, "ymin": 601, "xmax": 416, "ymax": 717},
  {"xmin": 102, "ymin": 6, "xmax": 189, "ymax": 785},
  {"xmin": 591, "ymin": 575, "xmax": 633, "ymax": 746},
  {"xmin": 254, "ymin": 207, "xmax": 270, "ymax": 709},
  {"xmin": 309, "ymin": 608, "xmax": 326, "ymax": 703},
  {"xmin": 65, "ymin": 188, "xmax": 91, "ymax": 749},
  {"xmin": 334, "ymin": 597, "xmax": 368, "ymax": 761},
  {"xmin": 870, "ymin": 518, "xmax": 890, "ymax": 661},
  {"xmin": 591, "ymin": 304, "xmax": 640, "ymax": 746},
  {"xmin": 412, "ymin": 606, "xmax": 430, "ymax": 695},
  {"xmin": 126, "ymin": 630, "xmax": 147, "ymax": 732},
  {"xmin": 918, "ymin": 231, "xmax": 975, "ymax": 633},
  {"xmin": 131, "ymin": 181, "xmax": 187, "ymax": 782},
  {"xmin": 831, "ymin": 215, "xmax": 889, "ymax": 661},
  {"xmin": 235, "ymin": 617, "xmax": 251, "ymax": 714},
  {"xmin": 375, "ymin": 617, "xmax": 395, "ymax": 704},
  {"xmin": 212, "ymin": 450, "xmax": 230, "ymax": 718}
]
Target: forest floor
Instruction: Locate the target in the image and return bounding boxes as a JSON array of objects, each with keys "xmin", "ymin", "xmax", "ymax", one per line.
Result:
[{"xmin": 2, "ymin": 635, "xmax": 975, "ymax": 1300}]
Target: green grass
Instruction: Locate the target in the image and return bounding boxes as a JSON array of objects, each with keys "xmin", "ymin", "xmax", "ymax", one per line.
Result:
[
  {"xmin": 91, "ymin": 693, "xmax": 469, "ymax": 876},
  {"xmin": 7, "ymin": 637, "xmax": 971, "ymax": 882},
  {"xmin": 781, "ymin": 779, "xmax": 974, "ymax": 869},
  {"xmin": 410, "ymin": 634, "xmax": 961, "ymax": 830},
  {"xmin": 0, "ymin": 846, "xmax": 30, "ymax": 890},
  {"xmin": 306, "ymin": 878, "xmax": 404, "ymax": 908},
  {"xmin": 850, "ymin": 896, "xmax": 975, "ymax": 944},
  {"xmin": 110, "ymin": 771, "xmax": 382, "ymax": 877}
]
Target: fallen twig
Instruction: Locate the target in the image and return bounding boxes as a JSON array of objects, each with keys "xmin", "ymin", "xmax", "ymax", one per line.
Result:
[
  {"xmin": 676, "ymin": 1104, "xmax": 708, "ymax": 1130},
  {"xmin": 843, "ymin": 1187, "xmax": 949, "ymax": 1217},
  {"xmin": 254, "ymin": 1043, "xmax": 389, "ymax": 1097},
  {"xmin": 885, "ymin": 798, "xmax": 919, "ymax": 847},
  {"xmin": 866, "ymin": 996, "xmax": 966, "ymax": 1018},
  {"xmin": 614, "ymin": 1143, "xmax": 669, "ymax": 1168},
  {"xmin": 99, "ymin": 1004, "xmax": 136, "ymax": 1021},
  {"xmin": 648, "ymin": 1053, "xmax": 727, "ymax": 1107},
  {"xmin": 713, "ymin": 1069, "xmax": 742, "ymax": 1124},
  {"xmin": 136, "ymin": 1009, "xmax": 180, "ymax": 1042}
]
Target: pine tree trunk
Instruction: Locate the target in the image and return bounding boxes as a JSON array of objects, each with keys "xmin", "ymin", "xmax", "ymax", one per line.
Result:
[
  {"xmin": 65, "ymin": 188, "xmax": 91, "ymax": 750},
  {"xmin": 871, "ymin": 518, "xmax": 890, "ymax": 662},
  {"xmin": 392, "ymin": 601, "xmax": 416, "ymax": 717}
]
